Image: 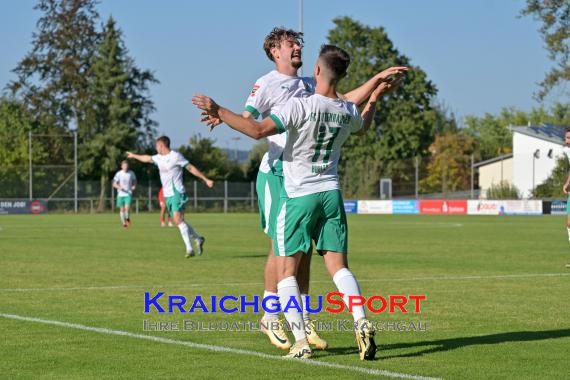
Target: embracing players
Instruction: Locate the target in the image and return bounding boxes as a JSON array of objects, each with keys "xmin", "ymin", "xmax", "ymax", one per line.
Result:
[
  {"xmin": 194, "ymin": 44, "xmax": 405, "ymax": 359},
  {"xmin": 200, "ymin": 27, "xmax": 407, "ymax": 351},
  {"xmin": 127, "ymin": 136, "xmax": 214, "ymax": 257}
]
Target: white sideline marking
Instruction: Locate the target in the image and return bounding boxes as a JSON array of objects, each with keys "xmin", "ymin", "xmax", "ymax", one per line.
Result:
[
  {"xmin": 0, "ymin": 313, "xmax": 441, "ymax": 380},
  {"xmin": 2, "ymin": 272, "xmax": 569, "ymax": 293}
]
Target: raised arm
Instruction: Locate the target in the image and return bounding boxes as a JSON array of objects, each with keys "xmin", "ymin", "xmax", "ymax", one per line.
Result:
[
  {"xmin": 343, "ymin": 66, "xmax": 409, "ymax": 106},
  {"xmin": 126, "ymin": 152, "xmax": 153, "ymax": 164},
  {"xmin": 356, "ymin": 77, "xmax": 404, "ymax": 136},
  {"xmin": 186, "ymin": 164, "xmax": 214, "ymax": 188},
  {"xmin": 193, "ymin": 95, "xmax": 278, "ymax": 140}
]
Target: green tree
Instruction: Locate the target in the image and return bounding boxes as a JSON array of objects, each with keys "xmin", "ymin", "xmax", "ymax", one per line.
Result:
[
  {"xmin": 178, "ymin": 135, "xmax": 245, "ymax": 181},
  {"xmin": 521, "ymin": 0, "xmax": 570, "ymax": 100},
  {"xmin": 328, "ymin": 16, "xmax": 439, "ymax": 198},
  {"xmin": 0, "ymin": 98, "xmax": 38, "ymax": 197},
  {"xmin": 81, "ymin": 17, "xmax": 157, "ymax": 211},
  {"xmin": 533, "ymin": 156, "xmax": 568, "ymax": 199},
  {"xmin": 244, "ymin": 140, "xmax": 268, "ymax": 181},
  {"xmin": 419, "ymin": 132, "xmax": 479, "ymax": 194},
  {"xmin": 8, "ymin": 0, "xmax": 100, "ymax": 133}
]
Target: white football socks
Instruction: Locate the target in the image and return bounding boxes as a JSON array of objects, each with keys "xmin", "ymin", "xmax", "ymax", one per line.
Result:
[
  {"xmin": 178, "ymin": 222, "xmax": 193, "ymax": 252},
  {"xmin": 332, "ymin": 268, "xmax": 366, "ymax": 322},
  {"xmin": 262, "ymin": 290, "xmax": 280, "ymax": 322},
  {"xmin": 566, "ymin": 227, "xmax": 570, "ymax": 242},
  {"xmin": 277, "ymin": 276, "xmax": 306, "ymax": 342},
  {"xmin": 301, "ymin": 293, "xmax": 311, "ymax": 323}
]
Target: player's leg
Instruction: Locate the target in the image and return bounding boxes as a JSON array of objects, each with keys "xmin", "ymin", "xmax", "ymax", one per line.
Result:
[
  {"xmin": 566, "ymin": 198, "xmax": 570, "ymax": 268},
  {"xmin": 124, "ymin": 202, "xmax": 131, "ymax": 226},
  {"xmin": 160, "ymin": 201, "xmax": 167, "ymax": 227},
  {"xmin": 256, "ymin": 171, "xmax": 292, "ymax": 348},
  {"xmin": 167, "ymin": 191, "xmax": 197, "ymax": 257},
  {"xmin": 297, "ymin": 246, "xmax": 327, "ymax": 349},
  {"xmin": 117, "ymin": 197, "xmax": 125, "ymax": 226},
  {"xmin": 316, "ymin": 190, "xmax": 376, "ymax": 360},
  {"xmin": 274, "ymin": 194, "xmax": 320, "ymax": 358},
  {"xmin": 275, "ymin": 252, "xmax": 310, "ymax": 358}
]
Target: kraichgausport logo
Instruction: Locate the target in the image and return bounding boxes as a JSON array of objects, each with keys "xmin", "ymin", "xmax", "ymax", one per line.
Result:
[{"xmin": 144, "ymin": 292, "xmax": 426, "ymax": 314}]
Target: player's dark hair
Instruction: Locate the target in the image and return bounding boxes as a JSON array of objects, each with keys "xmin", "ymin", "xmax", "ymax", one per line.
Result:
[
  {"xmin": 156, "ymin": 136, "xmax": 170, "ymax": 149},
  {"xmin": 263, "ymin": 27, "xmax": 304, "ymax": 62},
  {"xmin": 318, "ymin": 45, "xmax": 351, "ymax": 84},
  {"xmin": 566, "ymin": 128, "xmax": 570, "ymax": 135}
]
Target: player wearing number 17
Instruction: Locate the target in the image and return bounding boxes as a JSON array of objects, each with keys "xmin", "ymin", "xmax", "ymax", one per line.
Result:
[{"xmin": 193, "ymin": 45, "xmax": 406, "ymax": 360}]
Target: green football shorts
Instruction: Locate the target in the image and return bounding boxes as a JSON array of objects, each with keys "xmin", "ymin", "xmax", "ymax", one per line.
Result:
[
  {"xmin": 567, "ymin": 195, "xmax": 570, "ymax": 215},
  {"xmin": 116, "ymin": 195, "xmax": 132, "ymax": 208},
  {"xmin": 274, "ymin": 189, "xmax": 348, "ymax": 257},
  {"xmin": 165, "ymin": 187, "xmax": 189, "ymax": 214},
  {"xmin": 256, "ymin": 170, "xmax": 284, "ymax": 239}
]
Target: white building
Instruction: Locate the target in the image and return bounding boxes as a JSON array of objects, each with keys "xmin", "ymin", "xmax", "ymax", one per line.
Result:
[
  {"xmin": 474, "ymin": 154, "xmax": 513, "ymax": 198},
  {"xmin": 475, "ymin": 124, "xmax": 566, "ymax": 199}
]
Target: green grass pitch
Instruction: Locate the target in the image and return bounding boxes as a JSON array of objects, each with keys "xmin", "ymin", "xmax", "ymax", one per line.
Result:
[{"xmin": 1, "ymin": 213, "xmax": 569, "ymax": 379}]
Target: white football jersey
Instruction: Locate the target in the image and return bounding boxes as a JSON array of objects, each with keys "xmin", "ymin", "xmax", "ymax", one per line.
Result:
[
  {"xmin": 113, "ymin": 170, "xmax": 136, "ymax": 197},
  {"xmin": 271, "ymin": 94, "xmax": 363, "ymax": 198},
  {"xmin": 151, "ymin": 150, "xmax": 190, "ymax": 197},
  {"xmin": 244, "ymin": 70, "xmax": 315, "ymax": 174}
]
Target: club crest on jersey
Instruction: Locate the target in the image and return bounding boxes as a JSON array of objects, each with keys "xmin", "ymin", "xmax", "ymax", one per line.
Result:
[{"xmin": 250, "ymin": 85, "xmax": 260, "ymax": 97}]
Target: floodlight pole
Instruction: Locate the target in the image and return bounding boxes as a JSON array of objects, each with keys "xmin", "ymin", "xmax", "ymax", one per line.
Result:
[
  {"xmin": 74, "ymin": 131, "xmax": 78, "ymax": 214},
  {"xmin": 470, "ymin": 154, "xmax": 474, "ymax": 199},
  {"xmin": 29, "ymin": 131, "xmax": 33, "ymax": 200}
]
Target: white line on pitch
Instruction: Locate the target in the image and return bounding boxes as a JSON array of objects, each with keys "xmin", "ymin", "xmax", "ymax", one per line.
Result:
[
  {"xmin": 0, "ymin": 313, "xmax": 441, "ymax": 380},
  {"xmin": 2, "ymin": 272, "xmax": 569, "ymax": 293}
]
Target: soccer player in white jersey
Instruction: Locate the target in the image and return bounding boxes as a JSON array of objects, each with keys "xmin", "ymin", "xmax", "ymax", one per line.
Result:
[
  {"xmin": 201, "ymin": 27, "xmax": 407, "ymax": 351},
  {"xmin": 561, "ymin": 129, "xmax": 570, "ymax": 268},
  {"xmin": 194, "ymin": 45, "xmax": 405, "ymax": 360},
  {"xmin": 113, "ymin": 160, "xmax": 137, "ymax": 228},
  {"xmin": 127, "ymin": 136, "xmax": 214, "ymax": 257}
]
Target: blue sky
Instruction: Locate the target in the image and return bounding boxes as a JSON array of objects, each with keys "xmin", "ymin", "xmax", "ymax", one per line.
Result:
[{"xmin": 0, "ymin": 0, "xmax": 553, "ymax": 150}]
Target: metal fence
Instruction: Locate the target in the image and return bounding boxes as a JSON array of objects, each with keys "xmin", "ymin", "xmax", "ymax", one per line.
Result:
[{"xmin": 1, "ymin": 132, "xmax": 482, "ymax": 213}]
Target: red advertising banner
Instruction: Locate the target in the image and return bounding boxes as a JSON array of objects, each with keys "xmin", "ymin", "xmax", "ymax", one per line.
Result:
[{"xmin": 420, "ymin": 200, "xmax": 467, "ymax": 215}]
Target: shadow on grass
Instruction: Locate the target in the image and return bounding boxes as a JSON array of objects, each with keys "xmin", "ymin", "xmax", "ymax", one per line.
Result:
[
  {"xmin": 378, "ymin": 328, "xmax": 570, "ymax": 359},
  {"xmin": 316, "ymin": 329, "xmax": 570, "ymax": 359}
]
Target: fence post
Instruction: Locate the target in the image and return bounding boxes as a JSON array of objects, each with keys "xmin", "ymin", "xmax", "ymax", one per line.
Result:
[
  {"xmin": 111, "ymin": 182, "xmax": 115, "ymax": 212},
  {"xmin": 414, "ymin": 156, "xmax": 419, "ymax": 199},
  {"xmin": 250, "ymin": 181, "xmax": 255, "ymax": 211},
  {"xmin": 470, "ymin": 154, "xmax": 475, "ymax": 199},
  {"xmin": 90, "ymin": 199, "xmax": 93, "ymax": 214},
  {"xmin": 136, "ymin": 199, "xmax": 139, "ymax": 214},
  {"xmin": 74, "ymin": 131, "xmax": 78, "ymax": 214},
  {"xmin": 29, "ymin": 131, "xmax": 32, "ymax": 200},
  {"xmin": 224, "ymin": 180, "xmax": 228, "ymax": 213},
  {"xmin": 193, "ymin": 180, "xmax": 198, "ymax": 209},
  {"xmin": 148, "ymin": 180, "xmax": 152, "ymax": 212}
]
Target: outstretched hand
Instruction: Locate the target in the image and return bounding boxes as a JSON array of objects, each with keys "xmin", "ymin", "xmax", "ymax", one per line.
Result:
[
  {"xmin": 370, "ymin": 75, "xmax": 405, "ymax": 102},
  {"xmin": 376, "ymin": 66, "xmax": 409, "ymax": 82},
  {"xmin": 192, "ymin": 94, "xmax": 222, "ymax": 131},
  {"xmin": 201, "ymin": 112, "xmax": 223, "ymax": 131}
]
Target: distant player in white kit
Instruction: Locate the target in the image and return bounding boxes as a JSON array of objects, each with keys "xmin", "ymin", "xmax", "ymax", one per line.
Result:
[
  {"xmin": 561, "ymin": 128, "xmax": 570, "ymax": 268},
  {"xmin": 127, "ymin": 136, "xmax": 214, "ymax": 257},
  {"xmin": 113, "ymin": 160, "xmax": 136, "ymax": 228}
]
